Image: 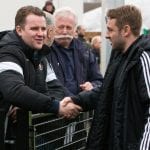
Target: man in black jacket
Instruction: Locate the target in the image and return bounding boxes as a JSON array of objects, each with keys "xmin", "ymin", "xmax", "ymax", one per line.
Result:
[
  {"xmin": 0, "ymin": 6, "xmax": 82, "ymax": 147},
  {"xmin": 65, "ymin": 5, "xmax": 150, "ymax": 150}
]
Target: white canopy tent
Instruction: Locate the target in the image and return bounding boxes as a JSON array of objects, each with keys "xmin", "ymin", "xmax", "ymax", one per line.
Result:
[
  {"xmin": 83, "ymin": 7, "xmax": 102, "ymax": 32},
  {"xmin": 83, "ymin": 0, "xmax": 150, "ymax": 32}
]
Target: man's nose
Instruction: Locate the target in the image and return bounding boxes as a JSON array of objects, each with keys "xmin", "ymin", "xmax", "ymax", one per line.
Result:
[
  {"xmin": 37, "ymin": 29, "xmax": 46, "ymax": 36},
  {"xmin": 62, "ymin": 27, "xmax": 68, "ymax": 34},
  {"xmin": 105, "ymin": 32, "xmax": 110, "ymax": 39}
]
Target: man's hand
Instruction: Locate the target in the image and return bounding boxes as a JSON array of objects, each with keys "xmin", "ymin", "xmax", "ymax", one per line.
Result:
[
  {"xmin": 80, "ymin": 81, "xmax": 93, "ymax": 91},
  {"xmin": 8, "ymin": 106, "xmax": 20, "ymax": 123},
  {"xmin": 59, "ymin": 97, "xmax": 82, "ymax": 119}
]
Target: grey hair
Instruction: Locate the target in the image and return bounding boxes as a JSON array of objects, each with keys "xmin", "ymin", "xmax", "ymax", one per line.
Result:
[
  {"xmin": 43, "ymin": 11, "xmax": 54, "ymax": 25},
  {"xmin": 53, "ymin": 7, "xmax": 78, "ymax": 26}
]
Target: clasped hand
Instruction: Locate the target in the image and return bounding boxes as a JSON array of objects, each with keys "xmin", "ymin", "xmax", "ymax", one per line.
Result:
[
  {"xmin": 80, "ymin": 81, "xmax": 93, "ymax": 91},
  {"xmin": 59, "ymin": 97, "xmax": 82, "ymax": 119}
]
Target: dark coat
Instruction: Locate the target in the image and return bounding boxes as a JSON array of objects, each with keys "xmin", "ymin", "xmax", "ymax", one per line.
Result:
[
  {"xmin": 74, "ymin": 35, "xmax": 150, "ymax": 150},
  {"xmin": 0, "ymin": 30, "xmax": 59, "ymax": 114},
  {"xmin": 46, "ymin": 38, "xmax": 103, "ymax": 96}
]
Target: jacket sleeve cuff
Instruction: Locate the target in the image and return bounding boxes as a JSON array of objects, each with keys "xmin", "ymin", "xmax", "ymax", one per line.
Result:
[
  {"xmin": 71, "ymin": 96, "xmax": 81, "ymax": 106},
  {"xmin": 47, "ymin": 100, "xmax": 59, "ymax": 114}
]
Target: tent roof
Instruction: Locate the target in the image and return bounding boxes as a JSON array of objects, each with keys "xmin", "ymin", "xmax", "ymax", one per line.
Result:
[
  {"xmin": 83, "ymin": 7, "xmax": 101, "ymax": 32},
  {"xmin": 83, "ymin": 1, "xmax": 150, "ymax": 32}
]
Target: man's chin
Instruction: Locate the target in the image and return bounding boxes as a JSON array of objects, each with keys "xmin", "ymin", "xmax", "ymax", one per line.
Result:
[
  {"xmin": 34, "ymin": 45, "xmax": 43, "ymax": 50},
  {"xmin": 58, "ymin": 41, "xmax": 71, "ymax": 48}
]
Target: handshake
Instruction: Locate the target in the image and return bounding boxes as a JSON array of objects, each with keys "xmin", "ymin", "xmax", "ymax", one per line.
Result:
[
  {"xmin": 8, "ymin": 97, "xmax": 82, "ymax": 122},
  {"xmin": 59, "ymin": 97, "xmax": 82, "ymax": 119}
]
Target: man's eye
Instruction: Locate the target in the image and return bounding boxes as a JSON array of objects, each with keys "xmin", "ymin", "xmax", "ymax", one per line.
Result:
[
  {"xmin": 41, "ymin": 27, "xmax": 46, "ymax": 31},
  {"xmin": 31, "ymin": 27, "xmax": 38, "ymax": 31},
  {"xmin": 67, "ymin": 27, "xmax": 72, "ymax": 30},
  {"xmin": 58, "ymin": 26, "xmax": 64, "ymax": 29}
]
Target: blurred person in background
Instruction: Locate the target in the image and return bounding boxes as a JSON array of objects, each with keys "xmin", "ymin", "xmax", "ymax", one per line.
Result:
[
  {"xmin": 91, "ymin": 35, "xmax": 101, "ymax": 65},
  {"xmin": 44, "ymin": 11, "xmax": 54, "ymax": 47},
  {"xmin": 76, "ymin": 25, "xmax": 87, "ymax": 43},
  {"xmin": 76, "ymin": 25, "xmax": 91, "ymax": 48},
  {"xmin": 42, "ymin": 0, "xmax": 55, "ymax": 15}
]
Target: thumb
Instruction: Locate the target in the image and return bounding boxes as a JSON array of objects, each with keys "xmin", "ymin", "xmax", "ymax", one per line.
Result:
[
  {"xmin": 76, "ymin": 105, "xmax": 83, "ymax": 111},
  {"xmin": 61, "ymin": 97, "xmax": 72, "ymax": 107}
]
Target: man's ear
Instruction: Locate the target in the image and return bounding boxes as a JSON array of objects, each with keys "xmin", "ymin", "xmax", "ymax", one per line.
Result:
[
  {"xmin": 16, "ymin": 25, "xmax": 22, "ymax": 36},
  {"xmin": 122, "ymin": 25, "xmax": 131, "ymax": 37}
]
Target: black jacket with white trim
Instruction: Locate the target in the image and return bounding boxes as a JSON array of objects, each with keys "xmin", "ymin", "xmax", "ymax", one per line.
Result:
[
  {"xmin": 73, "ymin": 35, "xmax": 150, "ymax": 150},
  {"xmin": 0, "ymin": 30, "xmax": 60, "ymax": 114}
]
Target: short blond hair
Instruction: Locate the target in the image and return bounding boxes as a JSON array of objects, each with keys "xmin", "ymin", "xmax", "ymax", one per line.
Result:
[{"xmin": 91, "ymin": 35, "xmax": 101, "ymax": 46}]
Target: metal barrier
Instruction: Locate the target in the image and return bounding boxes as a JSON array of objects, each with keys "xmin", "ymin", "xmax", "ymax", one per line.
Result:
[
  {"xmin": 0, "ymin": 110, "xmax": 93, "ymax": 150},
  {"xmin": 29, "ymin": 111, "xmax": 93, "ymax": 150},
  {"xmin": 0, "ymin": 109, "xmax": 5, "ymax": 150},
  {"xmin": 4, "ymin": 110, "xmax": 29, "ymax": 150}
]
